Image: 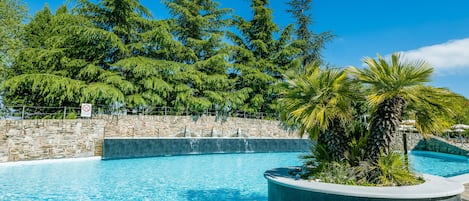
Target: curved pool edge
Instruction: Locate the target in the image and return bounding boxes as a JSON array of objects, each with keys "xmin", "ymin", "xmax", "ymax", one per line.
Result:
[
  {"xmin": 449, "ymin": 173, "xmax": 469, "ymax": 184},
  {"xmin": 264, "ymin": 167, "xmax": 464, "ymax": 201},
  {"xmin": 0, "ymin": 156, "xmax": 102, "ymax": 167}
]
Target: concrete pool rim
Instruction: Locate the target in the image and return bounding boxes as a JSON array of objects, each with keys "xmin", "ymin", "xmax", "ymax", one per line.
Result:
[{"xmin": 264, "ymin": 166, "xmax": 464, "ymax": 200}]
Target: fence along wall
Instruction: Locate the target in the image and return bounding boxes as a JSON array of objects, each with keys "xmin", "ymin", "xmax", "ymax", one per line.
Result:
[{"xmin": 0, "ymin": 115, "xmax": 299, "ymax": 162}]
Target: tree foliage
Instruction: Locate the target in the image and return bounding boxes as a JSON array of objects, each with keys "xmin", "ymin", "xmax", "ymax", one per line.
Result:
[
  {"xmin": 280, "ymin": 63, "xmax": 358, "ymax": 161},
  {"xmin": 349, "ymin": 53, "xmax": 460, "ymax": 161},
  {"xmin": 286, "ymin": 0, "xmax": 334, "ymax": 67},
  {"xmin": 229, "ymin": 0, "xmax": 302, "ymax": 113},
  {"xmin": 3, "ymin": 0, "xmax": 469, "ymax": 187},
  {"xmin": 163, "ymin": 0, "xmax": 244, "ymax": 112},
  {"xmin": 1, "ymin": 0, "xmax": 307, "ymax": 115},
  {"xmin": 0, "ymin": 0, "xmax": 27, "ymax": 72},
  {"xmin": 2, "ymin": 4, "xmax": 129, "ymax": 107},
  {"xmin": 2, "ymin": 1, "xmax": 466, "ymax": 138}
]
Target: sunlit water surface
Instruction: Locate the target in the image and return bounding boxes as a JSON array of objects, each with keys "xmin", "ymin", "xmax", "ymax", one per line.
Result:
[
  {"xmin": 0, "ymin": 152, "xmax": 304, "ymax": 201},
  {"xmin": 1, "ymin": 151, "xmax": 468, "ymax": 200}
]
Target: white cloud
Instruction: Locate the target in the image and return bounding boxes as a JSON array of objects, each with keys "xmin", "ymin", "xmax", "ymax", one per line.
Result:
[{"xmin": 399, "ymin": 38, "xmax": 469, "ymax": 74}]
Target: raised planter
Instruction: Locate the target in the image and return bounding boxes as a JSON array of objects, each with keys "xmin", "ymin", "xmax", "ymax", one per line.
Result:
[{"xmin": 264, "ymin": 167, "xmax": 464, "ymax": 201}]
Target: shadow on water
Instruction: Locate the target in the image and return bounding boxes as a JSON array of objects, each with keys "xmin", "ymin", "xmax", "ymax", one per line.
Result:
[{"xmin": 184, "ymin": 188, "xmax": 267, "ymax": 201}]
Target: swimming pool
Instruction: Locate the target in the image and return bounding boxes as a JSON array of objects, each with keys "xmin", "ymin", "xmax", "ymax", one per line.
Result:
[
  {"xmin": 0, "ymin": 151, "xmax": 468, "ymax": 200},
  {"xmin": 0, "ymin": 152, "xmax": 304, "ymax": 201},
  {"xmin": 409, "ymin": 150, "xmax": 469, "ymax": 177}
]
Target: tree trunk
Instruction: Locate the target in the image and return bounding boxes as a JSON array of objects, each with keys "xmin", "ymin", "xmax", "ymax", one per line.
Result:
[
  {"xmin": 323, "ymin": 118, "xmax": 349, "ymax": 162},
  {"xmin": 366, "ymin": 96, "xmax": 406, "ymax": 162}
]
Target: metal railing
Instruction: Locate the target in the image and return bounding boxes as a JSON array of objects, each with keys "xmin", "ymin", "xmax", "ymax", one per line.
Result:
[{"xmin": 0, "ymin": 105, "xmax": 280, "ymax": 121}]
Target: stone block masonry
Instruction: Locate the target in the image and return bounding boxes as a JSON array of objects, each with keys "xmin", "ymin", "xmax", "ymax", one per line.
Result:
[
  {"xmin": 0, "ymin": 115, "xmax": 300, "ymax": 162},
  {"xmin": 4, "ymin": 114, "xmax": 465, "ymax": 163},
  {"xmin": 98, "ymin": 115, "xmax": 297, "ymax": 138},
  {"xmin": 391, "ymin": 131, "xmax": 469, "ymax": 156},
  {"xmin": 0, "ymin": 119, "xmax": 104, "ymax": 162}
]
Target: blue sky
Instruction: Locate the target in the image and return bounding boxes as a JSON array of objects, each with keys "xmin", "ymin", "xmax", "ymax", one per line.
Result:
[{"xmin": 25, "ymin": 0, "xmax": 469, "ymax": 98}]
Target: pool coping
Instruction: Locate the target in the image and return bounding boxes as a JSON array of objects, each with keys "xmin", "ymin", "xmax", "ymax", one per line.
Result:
[
  {"xmin": 0, "ymin": 157, "xmax": 102, "ymax": 167},
  {"xmin": 265, "ymin": 166, "xmax": 464, "ymax": 199},
  {"xmin": 104, "ymin": 137, "xmax": 308, "ymax": 139},
  {"xmin": 449, "ymin": 173, "xmax": 469, "ymax": 184}
]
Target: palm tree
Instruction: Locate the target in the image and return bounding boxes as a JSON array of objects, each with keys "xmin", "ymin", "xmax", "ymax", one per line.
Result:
[
  {"xmin": 348, "ymin": 53, "xmax": 454, "ymax": 161},
  {"xmin": 280, "ymin": 64, "xmax": 356, "ymax": 162}
]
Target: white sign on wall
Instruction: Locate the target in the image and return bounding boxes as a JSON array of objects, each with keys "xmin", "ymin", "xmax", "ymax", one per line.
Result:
[{"xmin": 81, "ymin": 103, "xmax": 92, "ymax": 117}]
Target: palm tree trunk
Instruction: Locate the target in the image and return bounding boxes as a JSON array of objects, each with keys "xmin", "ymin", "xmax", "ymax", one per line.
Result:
[
  {"xmin": 366, "ymin": 96, "xmax": 406, "ymax": 161},
  {"xmin": 323, "ymin": 118, "xmax": 349, "ymax": 162}
]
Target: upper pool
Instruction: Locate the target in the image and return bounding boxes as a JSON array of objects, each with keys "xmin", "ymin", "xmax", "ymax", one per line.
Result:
[
  {"xmin": 409, "ymin": 150, "xmax": 469, "ymax": 177},
  {"xmin": 0, "ymin": 151, "xmax": 468, "ymax": 200}
]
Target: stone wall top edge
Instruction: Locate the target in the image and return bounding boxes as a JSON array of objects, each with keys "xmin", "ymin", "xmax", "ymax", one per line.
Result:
[
  {"xmin": 94, "ymin": 114, "xmax": 280, "ymax": 121},
  {"xmin": 0, "ymin": 119, "xmax": 105, "ymax": 122},
  {"xmin": 104, "ymin": 137, "xmax": 306, "ymax": 140},
  {"xmin": 0, "ymin": 115, "xmax": 281, "ymax": 123}
]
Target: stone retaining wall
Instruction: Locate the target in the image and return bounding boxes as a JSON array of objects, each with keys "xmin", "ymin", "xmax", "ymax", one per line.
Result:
[
  {"xmin": 98, "ymin": 115, "xmax": 296, "ymax": 138},
  {"xmin": 390, "ymin": 132, "xmax": 425, "ymax": 152},
  {"xmin": 2, "ymin": 114, "xmax": 468, "ymax": 163},
  {"xmin": 0, "ymin": 115, "xmax": 299, "ymax": 162},
  {"xmin": 391, "ymin": 132, "xmax": 469, "ymax": 156},
  {"xmin": 415, "ymin": 137, "xmax": 469, "ymax": 156},
  {"xmin": 0, "ymin": 119, "xmax": 104, "ymax": 162}
]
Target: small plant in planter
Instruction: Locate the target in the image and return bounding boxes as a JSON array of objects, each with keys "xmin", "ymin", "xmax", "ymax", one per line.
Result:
[{"xmin": 297, "ymin": 132, "xmax": 424, "ymax": 186}]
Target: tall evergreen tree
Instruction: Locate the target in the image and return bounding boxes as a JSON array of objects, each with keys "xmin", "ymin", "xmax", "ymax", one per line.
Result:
[
  {"xmin": 23, "ymin": 5, "xmax": 52, "ymax": 48},
  {"xmin": 74, "ymin": 0, "xmax": 154, "ymax": 65},
  {"xmin": 0, "ymin": 0, "xmax": 27, "ymax": 72},
  {"xmin": 1, "ymin": 0, "xmax": 303, "ymax": 116},
  {"xmin": 75, "ymin": 0, "xmax": 195, "ymax": 109},
  {"xmin": 229, "ymin": 0, "xmax": 302, "ymax": 113},
  {"xmin": 286, "ymin": 0, "xmax": 334, "ymax": 67},
  {"xmin": 2, "ymin": 5, "xmax": 131, "ymax": 108},
  {"xmin": 163, "ymin": 0, "xmax": 249, "ymax": 112}
]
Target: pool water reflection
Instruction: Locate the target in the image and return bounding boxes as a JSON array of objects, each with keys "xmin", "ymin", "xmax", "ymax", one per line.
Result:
[{"xmin": 0, "ymin": 151, "xmax": 468, "ymax": 200}]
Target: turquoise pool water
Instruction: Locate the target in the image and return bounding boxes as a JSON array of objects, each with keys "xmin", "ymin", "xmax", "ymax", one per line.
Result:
[
  {"xmin": 1, "ymin": 151, "xmax": 468, "ymax": 200},
  {"xmin": 409, "ymin": 150, "xmax": 469, "ymax": 177},
  {"xmin": 0, "ymin": 152, "xmax": 304, "ymax": 201}
]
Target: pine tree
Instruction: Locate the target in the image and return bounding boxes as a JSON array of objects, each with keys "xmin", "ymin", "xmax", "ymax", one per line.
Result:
[
  {"xmin": 2, "ymin": 5, "xmax": 131, "ymax": 110},
  {"xmin": 286, "ymin": 0, "xmax": 334, "ymax": 67},
  {"xmin": 0, "ymin": 0, "xmax": 27, "ymax": 71},
  {"xmin": 228, "ymin": 0, "xmax": 302, "ymax": 113},
  {"xmin": 163, "ymin": 0, "xmax": 248, "ymax": 113},
  {"xmin": 23, "ymin": 5, "xmax": 52, "ymax": 48},
  {"xmin": 2, "ymin": 0, "xmax": 303, "ymax": 117},
  {"xmin": 75, "ymin": 0, "xmax": 192, "ymax": 109}
]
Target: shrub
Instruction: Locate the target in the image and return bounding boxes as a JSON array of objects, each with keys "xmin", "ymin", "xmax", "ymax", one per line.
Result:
[
  {"xmin": 300, "ymin": 151, "xmax": 424, "ymax": 186},
  {"xmin": 371, "ymin": 153, "xmax": 424, "ymax": 186}
]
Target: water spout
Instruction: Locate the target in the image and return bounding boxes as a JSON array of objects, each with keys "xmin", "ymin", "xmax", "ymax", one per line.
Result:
[
  {"xmin": 215, "ymin": 139, "xmax": 223, "ymax": 153},
  {"xmin": 243, "ymin": 139, "xmax": 253, "ymax": 153},
  {"xmin": 189, "ymin": 138, "xmax": 200, "ymax": 154}
]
